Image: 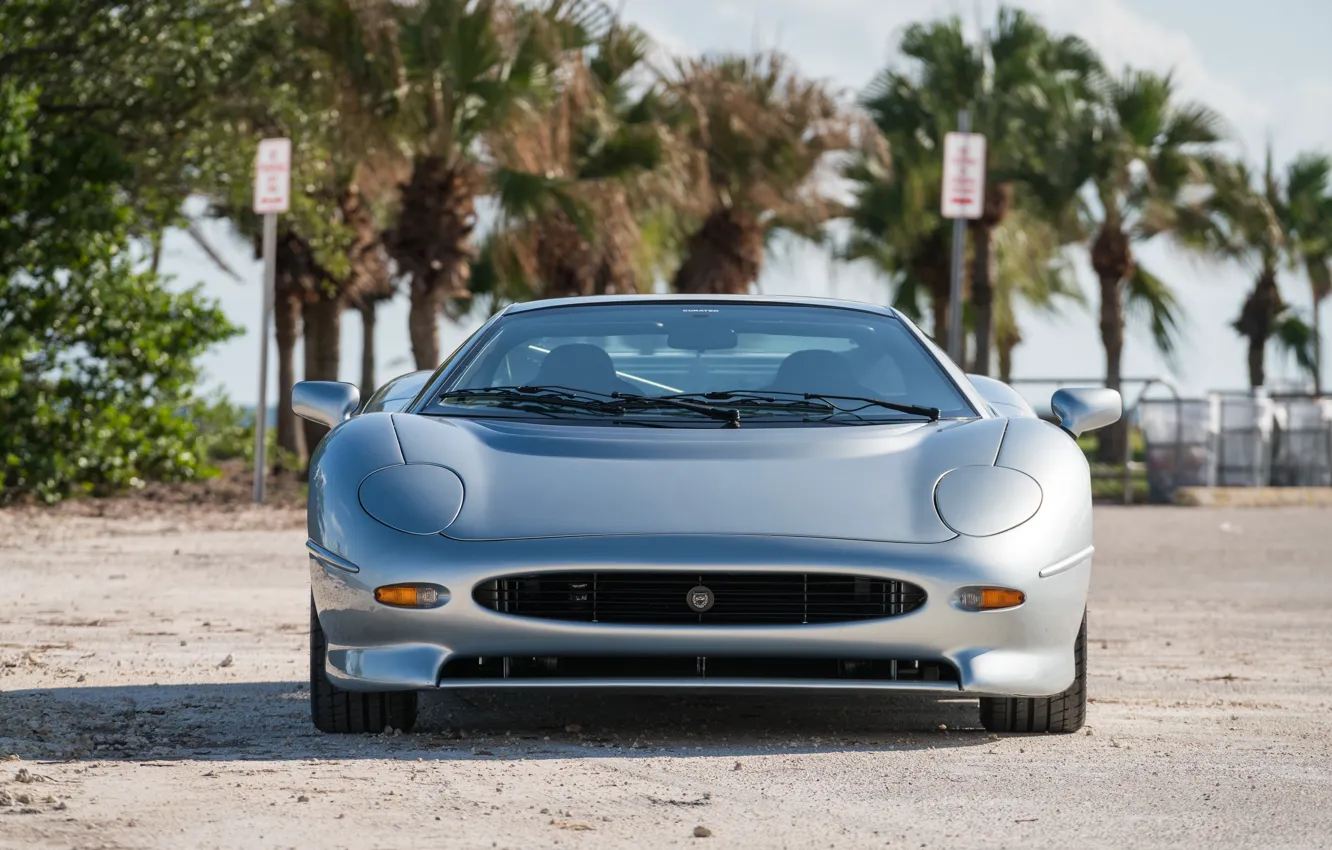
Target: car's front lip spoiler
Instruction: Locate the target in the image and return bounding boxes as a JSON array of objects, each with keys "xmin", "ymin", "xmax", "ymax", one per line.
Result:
[{"xmin": 433, "ymin": 678, "xmax": 961, "ymax": 692}]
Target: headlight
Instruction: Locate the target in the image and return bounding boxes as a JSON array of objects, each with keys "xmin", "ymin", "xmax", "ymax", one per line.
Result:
[
  {"xmin": 933, "ymin": 465, "xmax": 1042, "ymax": 537},
  {"xmin": 358, "ymin": 464, "xmax": 465, "ymax": 535}
]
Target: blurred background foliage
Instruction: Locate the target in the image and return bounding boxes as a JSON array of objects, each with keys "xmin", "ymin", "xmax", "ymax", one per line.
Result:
[{"xmin": 2, "ymin": 0, "xmax": 1331, "ymax": 502}]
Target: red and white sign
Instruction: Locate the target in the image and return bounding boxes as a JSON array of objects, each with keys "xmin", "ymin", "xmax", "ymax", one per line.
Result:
[
  {"xmin": 940, "ymin": 132, "xmax": 986, "ymax": 219},
  {"xmin": 252, "ymin": 138, "xmax": 292, "ymax": 214}
]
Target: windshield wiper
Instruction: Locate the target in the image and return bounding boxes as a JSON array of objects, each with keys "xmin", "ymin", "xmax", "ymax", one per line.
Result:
[
  {"xmin": 801, "ymin": 393, "xmax": 939, "ymax": 420},
  {"xmin": 439, "ymin": 386, "xmax": 741, "ymax": 427},
  {"xmin": 610, "ymin": 392, "xmax": 740, "ymax": 427},
  {"xmin": 438, "ymin": 386, "xmax": 618, "ymax": 415},
  {"xmin": 671, "ymin": 390, "xmax": 940, "ymax": 421}
]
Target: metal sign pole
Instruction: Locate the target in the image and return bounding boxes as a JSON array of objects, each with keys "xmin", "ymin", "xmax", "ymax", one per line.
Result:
[
  {"xmin": 250, "ymin": 137, "xmax": 290, "ymax": 506},
  {"xmin": 947, "ymin": 108, "xmax": 970, "ymax": 365},
  {"xmin": 252, "ymin": 212, "xmax": 277, "ymax": 505}
]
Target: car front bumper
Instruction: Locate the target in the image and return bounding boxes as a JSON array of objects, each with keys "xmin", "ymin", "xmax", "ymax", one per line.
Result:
[{"xmin": 309, "ymin": 530, "xmax": 1092, "ymax": 698}]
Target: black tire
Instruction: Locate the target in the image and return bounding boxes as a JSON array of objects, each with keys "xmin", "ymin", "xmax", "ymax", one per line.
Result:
[
  {"xmin": 979, "ymin": 610, "xmax": 1086, "ymax": 734},
  {"xmin": 310, "ymin": 598, "xmax": 418, "ymax": 734}
]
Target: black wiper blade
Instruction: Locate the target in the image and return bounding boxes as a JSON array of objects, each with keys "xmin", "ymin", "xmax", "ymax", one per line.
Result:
[
  {"xmin": 801, "ymin": 393, "xmax": 940, "ymax": 420},
  {"xmin": 671, "ymin": 390, "xmax": 832, "ymax": 409},
  {"xmin": 440, "ymin": 386, "xmax": 741, "ymax": 426},
  {"xmin": 610, "ymin": 392, "xmax": 741, "ymax": 427},
  {"xmin": 439, "ymin": 386, "xmax": 617, "ymax": 414},
  {"xmin": 448, "ymin": 384, "xmax": 617, "ymax": 400},
  {"xmin": 674, "ymin": 390, "xmax": 939, "ymax": 420}
]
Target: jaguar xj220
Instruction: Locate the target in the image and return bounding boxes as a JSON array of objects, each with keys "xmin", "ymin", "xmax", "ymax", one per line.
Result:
[{"xmin": 294, "ymin": 295, "xmax": 1120, "ymax": 734}]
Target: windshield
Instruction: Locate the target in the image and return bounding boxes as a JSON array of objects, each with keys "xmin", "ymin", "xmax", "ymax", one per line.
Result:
[{"xmin": 426, "ymin": 302, "xmax": 977, "ymax": 425}]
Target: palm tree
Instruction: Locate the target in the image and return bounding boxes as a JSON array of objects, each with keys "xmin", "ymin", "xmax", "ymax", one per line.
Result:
[
  {"xmin": 1080, "ymin": 69, "xmax": 1229, "ymax": 460},
  {"xmin": 336, "ymin": 174, "xmax": 398, "ymax": 398},
  {"xmin": 991, "ymin": 206, "xmax": 1084, "ymax": 383},
  {"xmin": 842, "ymin": 135, "xmax": 952, "ymax": 341},
  {"xmin": 856, "ymin": 7, "xmax": 1098, "ymax": 370},
  {"xmin": 381, "ymin": 0, "xmax": 611, "ymax": 369},
  {"xmin": 1282, "ymin": 154, "xmax": 1332, "ymax": 393},
  {"xmin": 186, "ymin": 0, "xmax": 405, "ymax": 465},
  {"xmin": 272, "ymin": 0, "xmax": 408, "ymax": 454},
  {"xmin": 665, "ymin": 50, "xmax": 871, "ymax": 295},
  {"xmin": 1215, "ymin": 149, "xmax": 1321, "ymax": 389},
  {"xmin": 485, "ymin": 21, "xmax": 687, "ymax": 301}
]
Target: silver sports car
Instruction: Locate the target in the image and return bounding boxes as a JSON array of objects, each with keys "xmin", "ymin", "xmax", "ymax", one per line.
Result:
[{"xmin": 294, "ymin": 295, "xmax": 1121, "ymax": 735}]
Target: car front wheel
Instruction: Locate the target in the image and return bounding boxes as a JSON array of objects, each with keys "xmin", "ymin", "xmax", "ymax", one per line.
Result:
[
  {"xmin": 978, "ymin": 610, "xmax": 1087, "ymax": 734},
  {"xmin": 310, "ymin": 598, "xmax": 418, "ymax": 734}
]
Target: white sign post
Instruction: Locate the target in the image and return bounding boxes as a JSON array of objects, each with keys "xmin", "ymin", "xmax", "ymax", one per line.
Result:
[
  {"xmin": 252, "ymin": 138, "xmax": 291, "ymax": 505},
  {"xmin": 940, "ymin": 115, "xmax": 986, "ymax": 365}
]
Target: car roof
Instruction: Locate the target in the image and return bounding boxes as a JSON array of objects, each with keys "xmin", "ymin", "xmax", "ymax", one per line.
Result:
[{"xmin": 498, "ymin": 293, "xmax": 904, "ymax": 319}]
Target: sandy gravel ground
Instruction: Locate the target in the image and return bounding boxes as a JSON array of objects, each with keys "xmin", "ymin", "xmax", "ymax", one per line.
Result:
[{"xmin": 2, "ymin": 504, "xmax": 1330, "ymax": 849}]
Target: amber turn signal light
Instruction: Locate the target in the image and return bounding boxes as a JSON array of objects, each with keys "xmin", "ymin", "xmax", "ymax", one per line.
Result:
[
  {"xmin": 956, "ymin": 586, "xmax": 1025, "ymax": 611},
  {"xmin": 374, "ymin": 584, "xmax": 445, "ymax": 608}
]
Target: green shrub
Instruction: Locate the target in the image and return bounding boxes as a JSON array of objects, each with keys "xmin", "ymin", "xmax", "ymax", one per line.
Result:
[{"xmin": 0, "ymin": 255, "xmax": 240, "ymax": 503}]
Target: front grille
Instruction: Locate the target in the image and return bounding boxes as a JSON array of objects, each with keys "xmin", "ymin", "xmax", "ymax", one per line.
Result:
[
  {"xmin": 440, "ymin": 655, "xmax": 958, "ymax": 683},
  {"xmin": 472, "ymin": 571, "xmax": 926, "ymax": 625}
]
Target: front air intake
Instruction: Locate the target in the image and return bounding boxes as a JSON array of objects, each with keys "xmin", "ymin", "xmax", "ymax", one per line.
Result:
[
  {"xmin": 472, "ymin": 571, "xmax": 926, "ymax": 625},
  {"xmin": 438, "ymin": 655, "xmax": 958, "ymax": 683}
]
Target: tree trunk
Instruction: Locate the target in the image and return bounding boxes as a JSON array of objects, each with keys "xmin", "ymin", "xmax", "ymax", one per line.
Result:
[
  {"xmin": 360, "ymin": 300, "xmax": 377, "ymax": 399},
  {"xmin": 997, "ymin": 329, "xmax": 1019, "ymax": 384},
  {"xmin": 997, "ymin": 343, "xmax": 1012, "ymax": 384},
  {"xmin": 1091, "ymin": 224, "xmax": 1134, "ymax": 463},
  {"xmin": 1313, "ymin": 296, "xmax": 1323, "ymax": 396},
  {"xmin": 672, "ymin": 209, "xmax": 764, "ymax": 295},
  {"xmin": 408, "ymin": 282, "xmax": 442, "ymax": 369},
  {"xmin": 338, "ymin": 184, "xmax": 392, "ymax": 308},
  {"xmin": 273, "ymin": 290, "xmax": 305, "ymax": 469},
  {"xmin": 970, "ymin": 222, "xmax": 994, "ymax": 376},
  {"xmin": 302, "ymin": 297, "xmax": 342, "ymax": 455},
  {"xmin": 385, "ymin": 156, "xmax": 479, "ymax": 369},
  {"xmin": 1097, "ymin": 272, "xmax": 1126, "ymax": 462},
  {"xmin": 968, "ymin": 183, "xmax": 1009, "ymax": 377},
  {"xmin": 1233, "ymin": 269, "xmax": 1281, "ymax": 390},
  {"xmin": 536, "ymin": 213, "xmax": 599, "ymax": 299},
  {"xmin": 916, "ymin": 227, "xmax": 952, "ymax": 350},
  {"xmin": 930, "ymin": 288, "xmax": 949, "ymax": 348},
  {"xmin": 149, "ymin": 230, "xmax": 163, "ymax": 275}
]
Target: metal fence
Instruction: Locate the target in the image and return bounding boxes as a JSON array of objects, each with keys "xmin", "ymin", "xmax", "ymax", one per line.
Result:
[
  {"xmin": 1011, "ymin": 376, "xmax": 1180, "ymax": 503},
  {"xmin": 1009, "ymin": 378, "xmax": 1332, "ymax": 503},
  {"xmin": 1138, "ymin": 392, "xmax": 1332, "ymax": 501}
]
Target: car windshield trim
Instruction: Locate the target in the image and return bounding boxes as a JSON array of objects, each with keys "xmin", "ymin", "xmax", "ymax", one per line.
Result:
[{"xmin": 420, "ymin": 302, "xmax": 981, "ymax": 422}]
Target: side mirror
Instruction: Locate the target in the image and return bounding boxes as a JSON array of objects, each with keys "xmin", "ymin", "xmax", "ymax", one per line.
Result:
[
  {"xmin": 292, "ymin": 381, "xmax": 361, "ymax": 429},
  {"xmin": 1051, "ymin": 387, "xmax": 1122, "ymax": 438}
]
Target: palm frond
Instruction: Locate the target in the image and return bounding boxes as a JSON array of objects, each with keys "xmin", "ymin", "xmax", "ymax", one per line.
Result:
[
  {"xmin": 493, "ymin": 167, "xmax": 595, "ymax": 241},
  {"xmin": 666, "ymin": 48, "xmax": 867, "ymax": 238},
  {"xmin": 1125, "ymin": 264, "xmax": 1183, "ymax": 357},
  {"xmin": 1273, "ymin": 311, "xmax": 1317, "ymax": 378},
  {"xmin": 1309, "ymin": 257, "xmax": 1332, "ymax": 302},
  {"xmin": 890, "ymin": 272, "xmax": 930, "ymax": 322},
  {"xmin": 184, "ymin": 220, "xmax": 243, "ymax": 282}
]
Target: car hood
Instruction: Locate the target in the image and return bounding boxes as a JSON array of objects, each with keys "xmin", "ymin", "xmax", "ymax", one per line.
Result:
[{"xmin": 389, "ymin": 414, "xmax": 1008, "ymax": 543}]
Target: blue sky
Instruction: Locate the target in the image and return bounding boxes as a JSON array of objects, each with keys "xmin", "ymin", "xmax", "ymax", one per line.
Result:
[{"xmin": 164, "ymin": 0, "xmax": 1332, "ymax": 406}]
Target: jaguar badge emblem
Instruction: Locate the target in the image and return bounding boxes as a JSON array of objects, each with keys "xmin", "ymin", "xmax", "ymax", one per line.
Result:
[{"xmin": 687, "ymin": 585, "xmax": 715, "ymax": 613}]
